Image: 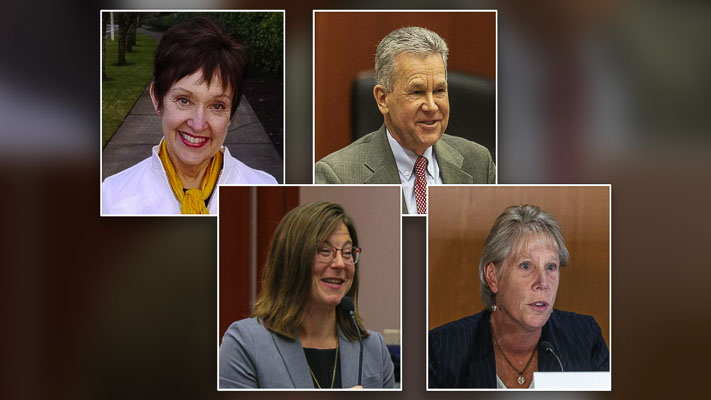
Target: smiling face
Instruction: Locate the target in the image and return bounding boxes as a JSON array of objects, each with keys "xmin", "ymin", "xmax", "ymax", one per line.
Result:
[
  {"xmin": 151, "ymin": 70, "xmax": 233, "ymax": 178},
  {"xmin": 374, "ymin": 53, "xmax": 449, "ymax": 156},
  {"xmin": 307, "ymin": 223, "xmax": 356, "ymax": 310},
  {"xmin": 485, "ymin": 233, "xmax": 560, "ymax": 333}
]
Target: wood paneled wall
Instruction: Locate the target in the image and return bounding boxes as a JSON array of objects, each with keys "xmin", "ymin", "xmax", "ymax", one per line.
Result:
[
  {"xmin": 218, "ymin": 187, "xmax": 251, "ymax": 341},
  {"xmin": 428, "ymin": 186, "xmax": 610, "ymax": 346},
  {"xmin": 219, "ymin": 187, "xmax": 299, "ymax": 342}
]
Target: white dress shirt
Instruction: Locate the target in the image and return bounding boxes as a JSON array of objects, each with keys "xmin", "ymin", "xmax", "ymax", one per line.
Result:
[{"xmin": 385, "ymin": 128, "xmax": 442, "ymax": 214}]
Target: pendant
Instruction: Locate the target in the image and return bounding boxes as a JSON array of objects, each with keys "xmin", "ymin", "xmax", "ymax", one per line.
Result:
[{"xmin": 517, "ymin": 374, "xmax": 525, "ymax": 385}]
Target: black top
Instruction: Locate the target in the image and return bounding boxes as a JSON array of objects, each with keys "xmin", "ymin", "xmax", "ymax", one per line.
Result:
[
  {"xmin": 303, "ymin": 347, "xmax": 342, "ymax": 389},
  {"xmin": 429, "ymin": 309, "xmax": 610, "ymax": 388}
]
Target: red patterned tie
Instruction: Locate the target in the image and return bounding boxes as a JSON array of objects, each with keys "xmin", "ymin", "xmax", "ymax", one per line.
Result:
[{"xmin": 414, "ymin": 156, "xmax": 428, "ymax": 214}]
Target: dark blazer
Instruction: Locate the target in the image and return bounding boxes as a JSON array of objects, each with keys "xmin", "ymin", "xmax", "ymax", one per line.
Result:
[
  {"xmin": 219, "ymin": 317, "xmax": 395, "ymax": 389},
  {"xmin": 428, "ymin": 309, "xmax": 609, "ymax": 388}
]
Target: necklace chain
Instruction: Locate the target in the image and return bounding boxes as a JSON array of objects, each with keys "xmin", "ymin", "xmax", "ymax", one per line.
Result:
[
  {"xmin": 492, "ymin": 324, "xmax": 537, "ymax": 386},
  {"xmin": 307, "ymin": 342, "xmax": 339, "ymax": 389}
]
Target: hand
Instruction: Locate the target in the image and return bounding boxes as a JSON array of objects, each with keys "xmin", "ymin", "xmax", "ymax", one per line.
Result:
[{"xmin": 349, "ymin": 385, "xmax": 363, "ymax": 389}]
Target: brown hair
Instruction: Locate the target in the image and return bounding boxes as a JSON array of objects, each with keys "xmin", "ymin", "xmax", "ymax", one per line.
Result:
[
  {"xmin": 253, "ymin": 201, "xmax": 369, "ymax": 341},
  {"xmin": 152, "ymin": 16, "xmax": 248, "ymax": 116}
]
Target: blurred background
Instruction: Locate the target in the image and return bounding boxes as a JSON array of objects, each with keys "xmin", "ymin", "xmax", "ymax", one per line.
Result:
[{"xmin": 1, "ymin": 0, "xmax": 710, "ymax": 399}]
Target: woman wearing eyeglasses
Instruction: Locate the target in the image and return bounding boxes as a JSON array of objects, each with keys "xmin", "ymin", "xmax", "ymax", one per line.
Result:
[{"xmin": 219, "ymin": 201, "xmax": 395, "ymax": 389}]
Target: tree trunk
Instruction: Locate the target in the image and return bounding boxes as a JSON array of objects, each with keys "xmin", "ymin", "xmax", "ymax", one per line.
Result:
[
  {"xmin": 102, "ymin": 13, "xmax": 108, "ymax": 79},
  {"xmin": 117, "ymin": 13, "xmax": 130, "ymax": 65},
  {"xmin": 126, "ymin": 13, "xmax": 136, "ymax": 53},
  {"xmin": 128, "ymin": 13, "xmax": 138, "ymax": 49}
]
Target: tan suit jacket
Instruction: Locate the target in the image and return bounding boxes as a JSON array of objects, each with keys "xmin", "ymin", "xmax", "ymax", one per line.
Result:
[{"xmin": 315, "ymin": 125, "xmax": 496, "ymax": 212}]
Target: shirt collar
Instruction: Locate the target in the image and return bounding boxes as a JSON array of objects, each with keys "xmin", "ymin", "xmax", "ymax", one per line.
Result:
[{"xmin": 385, "ymin": 127, "xmax": 436, "ymax": 181}]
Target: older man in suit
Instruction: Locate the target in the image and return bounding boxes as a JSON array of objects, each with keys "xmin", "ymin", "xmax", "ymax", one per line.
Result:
[{"xmin": 315, "ymin": 27, "xmax": 495, "ymax": 214}]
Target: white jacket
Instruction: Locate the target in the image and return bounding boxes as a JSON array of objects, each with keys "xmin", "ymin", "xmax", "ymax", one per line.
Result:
[{"xmin": 102, "ymin": 144, "xmax": 277, "ymax": 215}]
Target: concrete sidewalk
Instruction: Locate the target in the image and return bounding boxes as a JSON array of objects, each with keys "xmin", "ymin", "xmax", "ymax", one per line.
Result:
[{"xmin": 102, "ymin": 28, "xmax": 283, "ymax": 183}]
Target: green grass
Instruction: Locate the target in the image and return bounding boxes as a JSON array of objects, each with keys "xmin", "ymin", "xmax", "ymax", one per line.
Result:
[{"xmin": 102, "ymin": 32, "xmax": 157, "ymax": 148}]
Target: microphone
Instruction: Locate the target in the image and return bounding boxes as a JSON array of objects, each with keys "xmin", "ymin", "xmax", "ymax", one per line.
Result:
[
  {"xmin": 339, "ymin": 296, "xmax": 363, "ymax": 386},
  {"xmin": 539, "ymin": 341, "xmax": 564, "ymax": 372}
]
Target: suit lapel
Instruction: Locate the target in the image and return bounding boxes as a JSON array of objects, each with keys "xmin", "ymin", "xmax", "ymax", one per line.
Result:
[
  {"xmin": 360, "ymin": 128, "xmax": 477, "ymax": 185},
  {"xmin": 363, "ymin": 126, "xmax": 408, "ymax": 212},
  {"xmin": 538, "ymin": 310, "xmax": 569, "ymax": 372},
  {"xmin": 338, "ymin": 329, "xmax": 360, "ymax": 388},
  {"xmin": 434, "ymin": 138, "xmax": 475, "ymax": 184},
  {"xmin": 467, "ymin": 311, "xmax": 497, "ymax": 388},
  {"xmin": 272, "ymin": 332, "xmax": 314, "ymax": 388},
  {"xmin": 364, "ymin": 125, "xmax": 400, "ymax": 184}
]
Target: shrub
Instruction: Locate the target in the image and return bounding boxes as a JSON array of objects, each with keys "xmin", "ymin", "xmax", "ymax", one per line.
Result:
[{"xmin": 145, "ymin": 12, "xmax": 283, "ymax": 77}]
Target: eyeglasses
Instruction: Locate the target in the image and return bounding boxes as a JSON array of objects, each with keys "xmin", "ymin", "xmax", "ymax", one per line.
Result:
[{"xmin": 316, "ymin": 244, "xmax": 362, "ymax": 264}]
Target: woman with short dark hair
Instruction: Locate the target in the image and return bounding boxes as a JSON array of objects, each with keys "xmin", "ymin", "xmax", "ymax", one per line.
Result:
[
  {"xmin": 219, "ymin": 202, "xmax": 395, "ymax": 389},
  {"xmin": 102, "ymin": 17, "xmax": 276, "ymax": 215}
]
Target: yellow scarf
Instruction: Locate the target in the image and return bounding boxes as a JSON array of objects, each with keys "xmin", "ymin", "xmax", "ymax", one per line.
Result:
[{"xmin": 159, "ymin": 140, "xmax": 223, "ymax": 214}]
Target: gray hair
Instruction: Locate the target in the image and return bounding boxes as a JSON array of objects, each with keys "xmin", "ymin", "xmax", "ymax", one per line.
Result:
[
  {"xmin": 375, "ymin": 26, "xmax": 449, "ymax": 91},
  {"xmin": 478, "ymin": 204, "xmax": 570, "ymax": 310}
]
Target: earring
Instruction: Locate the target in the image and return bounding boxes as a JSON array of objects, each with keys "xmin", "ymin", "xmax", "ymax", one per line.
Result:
[{"xmin": 491, "ymin": 304, "xmax": 497, "ymax": 312}]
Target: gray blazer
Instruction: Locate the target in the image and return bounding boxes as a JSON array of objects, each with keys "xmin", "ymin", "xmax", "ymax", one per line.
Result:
[
  {"xmin": 219, "ymin": 317, "xmax": 395, "ymax": 389},
  {"xmin": 315, "ymin": 125, "xmax": 495, "ymax": 186}
]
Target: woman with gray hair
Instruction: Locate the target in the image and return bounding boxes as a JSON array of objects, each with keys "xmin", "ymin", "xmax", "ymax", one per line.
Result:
[{"xmin": 429, "ymin": 204, "xmax": 609, "ymax": 388}]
